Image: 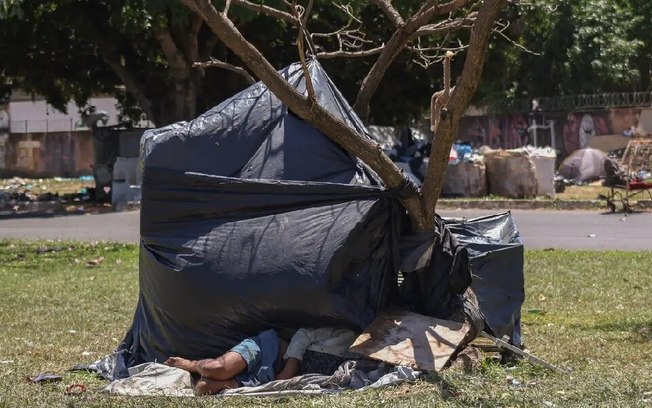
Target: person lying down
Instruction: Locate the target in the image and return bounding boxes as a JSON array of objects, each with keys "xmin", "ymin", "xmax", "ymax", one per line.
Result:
[{"xmin": 164, "ymin": 327, "xmax": 359, "ymax": 395}]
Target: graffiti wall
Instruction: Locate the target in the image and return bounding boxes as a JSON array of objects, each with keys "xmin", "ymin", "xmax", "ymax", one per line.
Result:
[{"xmin": 458, "ymin": 107, "xmax": 649, "ymax": 158}]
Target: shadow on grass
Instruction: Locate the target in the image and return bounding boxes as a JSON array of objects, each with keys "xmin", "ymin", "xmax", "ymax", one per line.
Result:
[
  {"xmin": 419, "ymin": 371, "xmax": 462, "ymax": 400},
  {"xmin": 569, "ymin": 321, "xmax": 652, "ymax": 341}
]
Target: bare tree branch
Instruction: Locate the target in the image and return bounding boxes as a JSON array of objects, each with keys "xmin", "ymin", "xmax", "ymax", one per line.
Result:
[
  {"xmin": 414, "ymin": 0, "xmax": 475, "ymax": 21},
  {"xmin": 493, "ymin": 26, "xmax": 541, "ymax": 55},
  {"xmin": 430, "ymin": 51, "xmax": 454, "ymax": 133},
  {"xmin": 412, "ymin": 13, "xmax": 477, "ymax": 38},
  {"xmin": 230, "ymin": 0, "xmax": 297, "ymax": 24},
  {"xmin": 291, "ymin": 0, "xmax": 316, "ymax": 101},
  {"xmin": 192, "ymin": 57, "xmax": 256, "ymax": 84},
  {"xmin": 309, "ymin": 4, "xmax": 384, "ymax": 60},
  {"xmin": 433, "ymin": 0, "xmax": 475, "ymax": 15},
  {"xmin": 181, "ymin": 0, "xmax": 426, "ymax": 230},
  {"xmin": 410, "ymin": 39, "xmax": 468, "ymax": 68},
  {"xmin": 316, "ymin": 46, "xmax": 384, "ymax": 59},
  {"xmin": 371, "ymin": 0, "xmax": 404, "ymax": 27},
  {"xmin": 310, "ymin": 3, "xmax": 371, "ymax": 57},
  {"xmin": 352, "ymin": 0, "xmax": 478, "ymax": 120}
]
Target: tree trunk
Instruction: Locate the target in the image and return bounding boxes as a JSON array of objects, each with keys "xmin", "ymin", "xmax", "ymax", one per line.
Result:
[{"xmin": 420, "ymin": 0, "xmax": 508, "ymax": 227}]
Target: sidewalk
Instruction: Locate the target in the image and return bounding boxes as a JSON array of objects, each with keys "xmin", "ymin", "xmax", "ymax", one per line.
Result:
[{"xmin": 438, "ymin": 198, "xmax": 652, "ymax": 211}]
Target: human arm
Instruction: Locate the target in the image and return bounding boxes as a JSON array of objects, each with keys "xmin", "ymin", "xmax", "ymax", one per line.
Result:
[
  {"xmin": 274, "ymin": 328, "xmax": 315, "ymax": 380},
  {"xmin": 284, "ymin": 328, "xmax": 316, "ymax": 361},
  {"xmin": 275, "ymin": 357, "xmax": 300, "ymax": 380}
]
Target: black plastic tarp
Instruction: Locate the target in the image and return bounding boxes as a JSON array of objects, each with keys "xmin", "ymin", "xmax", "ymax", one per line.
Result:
[
  {"xmin": 398, "ymin": 216, "xmax": 471, "ymax": 319},
  {"xmin": 119, "ymin": 60, "xmax": 402, "ymax": 365},
  {"xmin": 444, "ymin": 212, "xmax": 525, "ymax": 345},
  {"xmin": 139, "ymin": 61, "xmax": 377, "ymax": 186}
]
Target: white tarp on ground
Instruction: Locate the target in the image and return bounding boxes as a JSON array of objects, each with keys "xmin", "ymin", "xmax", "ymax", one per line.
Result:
[{"xmin": 102, "ymin": 361, "xmax": 420, "ymax": 397}]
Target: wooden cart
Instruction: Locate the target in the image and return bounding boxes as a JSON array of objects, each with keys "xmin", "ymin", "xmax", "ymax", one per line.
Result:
[{"xmin": 602, "ymin": 140, "xmax": 652, "ymax": 212}]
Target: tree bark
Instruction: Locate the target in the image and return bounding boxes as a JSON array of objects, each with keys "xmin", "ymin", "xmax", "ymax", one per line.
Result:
[{"xmin": 154, "ymin": 25, "xmax": 194, "ymax": 122}]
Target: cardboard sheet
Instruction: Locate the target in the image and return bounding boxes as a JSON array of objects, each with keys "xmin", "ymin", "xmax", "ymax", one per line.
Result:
[{"xmin": 350, "ymin": 310, "xmax": 469, "ymax": 372}]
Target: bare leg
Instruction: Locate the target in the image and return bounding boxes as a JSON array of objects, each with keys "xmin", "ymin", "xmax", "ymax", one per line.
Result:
[
  {"xmin": 165, "ymin": 351, "xmax": 247, "ymax": 381},
  {"xmin": 194, "ymin": 377, "xmax": 239, "ymax": 395}
]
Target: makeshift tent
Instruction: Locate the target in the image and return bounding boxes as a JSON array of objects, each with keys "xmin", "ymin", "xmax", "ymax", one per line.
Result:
[
  {"xmin": 104, "ymin": 60, "xmax": 525, "ymax": 380},
  {"xmin": 114, "ymin": 59, "xmax": 473, "ymax": 370},
  {"xmin": 558, "ymin": 147, "xmax": 607, "ymax": 182}
]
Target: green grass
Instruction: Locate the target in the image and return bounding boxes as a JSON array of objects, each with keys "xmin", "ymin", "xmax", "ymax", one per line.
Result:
[
  {"xmin": 0, "ymin": 241, "xmax": 650, "ymax": 407},
  {"xmin": 555, "ymin": 185, "xmax": 609, "ymax": 201},
  {"xmin": 440, "ymin": 185, "xmax": 610, "ymax": 202}
]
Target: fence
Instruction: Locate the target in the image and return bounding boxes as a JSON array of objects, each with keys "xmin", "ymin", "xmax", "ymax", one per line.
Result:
[
  {"xmin": 506, "ymin": 92, "xmax": 652, "ymax": 113},
  {"xmin": 10, "ymin": 119, "xmax": 88, "ymax": 133}
]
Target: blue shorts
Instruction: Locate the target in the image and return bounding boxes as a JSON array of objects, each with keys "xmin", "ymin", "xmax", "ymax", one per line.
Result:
[{"xmin": 230, "ymin": 329, "xmax": 280, "ymax": 387}]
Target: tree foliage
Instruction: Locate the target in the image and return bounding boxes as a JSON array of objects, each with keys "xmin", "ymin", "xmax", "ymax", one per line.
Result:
[
  {"xmin": 476, "ymin": 0, "xmax": 651, "ymax": 109},
  {"xmin": 0, "ymin": 0, "xmax": 456, "ymax": 126}
]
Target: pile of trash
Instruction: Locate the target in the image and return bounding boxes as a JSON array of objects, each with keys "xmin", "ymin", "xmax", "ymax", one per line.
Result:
[
  {"xmin": 366, "ymin": 127, "xmax": 558, "ymax": 199},
  {"xmin": 0, "ymin": 176, "xmax": 99, "ymax": 216},
  {"xmin": 482, "ymin": 145, "xmax": 557, "ymax": 198}
]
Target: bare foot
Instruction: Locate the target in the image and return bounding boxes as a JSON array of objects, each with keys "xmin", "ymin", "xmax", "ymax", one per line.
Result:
[
  {"xmin": 164, "ymin": 356, "xmax": 197, "ymax": 373},
  {"xmin": 195, "ymin": 378, "xmax": 239, "ymax": 395}
]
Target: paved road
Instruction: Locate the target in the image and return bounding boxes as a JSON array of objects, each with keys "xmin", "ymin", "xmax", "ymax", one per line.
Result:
[
  {"xmin": 1, "ymin": 209, "xmax": 650, "ymax": 250},
  {"xmin": 0, "ymin": 211, "xmax": 141, "ymax": 243},
  {"xmin": 439, "ymin": 209, "xmax": 651, "ymax": 250}
]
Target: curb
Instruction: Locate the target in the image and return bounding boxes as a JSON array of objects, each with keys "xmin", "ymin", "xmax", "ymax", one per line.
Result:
[{"xmin": 437, "ymin": 199, "xmax": 652, "ymax": 211}]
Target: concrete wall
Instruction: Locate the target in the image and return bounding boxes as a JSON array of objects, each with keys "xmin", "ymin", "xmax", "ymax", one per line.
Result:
[
  {"xmin": 0, "ymin": 131, "xmax": 94, "ymax": 177},
  {"xmin": 0, "ymin": 97, "xmax": 152, "ymax": 178}
]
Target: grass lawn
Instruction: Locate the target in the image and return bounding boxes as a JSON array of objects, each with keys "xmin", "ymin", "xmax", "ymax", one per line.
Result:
[
  {"xmin": 555, "ymin": 185, "xmax": 609, "ymax": 201},
  {"xmin": 0, "ymin": 241, "xmax": 650, "ymax": 407}
]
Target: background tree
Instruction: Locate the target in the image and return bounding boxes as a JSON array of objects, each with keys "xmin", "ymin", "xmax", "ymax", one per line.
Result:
[
  {"xmin": 475, "ymin": 0, "xmax": 651, "ymax": 110},
  {"xmin": 1, "ymin": 0, "xmax": 449, "ymax": 126},
  {"xmin": 1, "ymin": 0, "xmax": 255, "ymax": 125}
]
